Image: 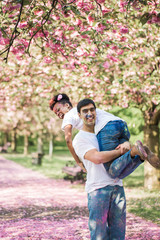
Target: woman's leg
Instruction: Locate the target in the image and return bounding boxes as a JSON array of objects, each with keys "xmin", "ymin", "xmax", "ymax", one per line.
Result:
[
  {"xmin": 97, "ymin": 120, "xmax": 142, "ymax": 179},
  {"xmin": 97, "ymin": 120, "xmax": 130, "ymax": 172},
  {"xmin": 108, "ymin": 152, "xmax": 143, "ymax": 179}
]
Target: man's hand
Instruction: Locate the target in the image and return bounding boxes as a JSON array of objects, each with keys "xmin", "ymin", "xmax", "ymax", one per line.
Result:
[{"xmin": 116, "ymin": 141, "xmax": 132, "ymax": 155}]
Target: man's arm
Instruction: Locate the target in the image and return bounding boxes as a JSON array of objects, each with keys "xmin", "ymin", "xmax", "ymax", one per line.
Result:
[
  {"xmin": 64, "ymin": 124, "xmax": 86, "ymax": 172},
  {"xmin": 84, "ymin": 148, "xmax": 122, "ymax": 164}
]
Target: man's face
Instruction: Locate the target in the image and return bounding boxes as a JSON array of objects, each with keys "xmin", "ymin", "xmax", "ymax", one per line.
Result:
[
  {"xmin": 53, "ymin": 102, "xmax": 70, "ymax": 119},
  {"xmin": 79, "ymin": 103, "xmax": 96, "ymax": 126}
]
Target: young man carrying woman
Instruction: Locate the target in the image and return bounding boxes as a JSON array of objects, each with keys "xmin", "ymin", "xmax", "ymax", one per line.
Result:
[{"xmin": 49, "ymin": 94, "xmax": 160, "ymax": 178}]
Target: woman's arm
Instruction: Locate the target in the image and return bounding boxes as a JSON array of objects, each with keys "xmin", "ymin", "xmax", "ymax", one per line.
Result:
[{"xmin": 64, "ymin": 124, "xmax": 86, "ymax": 172}]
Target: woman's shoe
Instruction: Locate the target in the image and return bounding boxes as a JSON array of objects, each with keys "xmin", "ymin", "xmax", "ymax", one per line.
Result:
[
  {"xmin": 143, "ymin": 146, "xmax": 160, "ymax": 169},
  {"xmin": 132, "ymin": 140, "xmax": 148, "ymax": 160}
]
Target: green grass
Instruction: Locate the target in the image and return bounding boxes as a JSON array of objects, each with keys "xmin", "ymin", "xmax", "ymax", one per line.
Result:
[
  {"xmin": 123, "ymin": 165, "xmax": 160, "ymax": 225},
  {"xmin": 3, "ymin": 148, "xmax": 73, "ymax": 179},
  {"xmin": 1, "ymin": 150, "xmax": 160, "ymax": 225},
  {"xmin": 123, "ymin": 163, "xmax": 144, "ymax": 188},
  {"xmin": 126, "ymin": 188, "xmax": 160, "ymax": 225}
]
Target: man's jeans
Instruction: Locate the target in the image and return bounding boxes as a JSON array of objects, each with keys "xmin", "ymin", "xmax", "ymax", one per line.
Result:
[
  {"xmin": 97, "ymin": 120, "xmax": 142, "ymax": 179},
  {"xmin": 88, "ymin": 185, "xmax": 126, "ymax": 240}
]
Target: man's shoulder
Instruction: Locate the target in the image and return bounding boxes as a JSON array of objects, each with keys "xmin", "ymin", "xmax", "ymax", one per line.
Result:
[
  {"xmin": 73, "ymin": 131, "xmax": 96, "ymax": 144},
  {"xmin": 73, "ymin": 130, "xmax": 86, "ymax": 142}
]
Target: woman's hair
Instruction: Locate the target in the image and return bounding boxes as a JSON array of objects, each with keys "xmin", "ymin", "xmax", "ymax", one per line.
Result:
[{"xmin": 49, "ymin": 93, "xmax": 73, "ymax": 110}]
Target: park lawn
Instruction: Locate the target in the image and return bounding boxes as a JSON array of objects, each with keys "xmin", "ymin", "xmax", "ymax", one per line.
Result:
[
  {"xmin": 1, "ymin": 150, "xmax": 160, "ymax": 226},
  {"xmin": 123, "ymin": 166, "xmax": 160, "ymax": 225}
]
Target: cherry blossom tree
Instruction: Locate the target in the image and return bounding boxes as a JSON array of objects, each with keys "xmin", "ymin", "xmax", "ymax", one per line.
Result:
[{"xmin": 0, "ymin": 0, "xmax": 159, "ymax": 188}]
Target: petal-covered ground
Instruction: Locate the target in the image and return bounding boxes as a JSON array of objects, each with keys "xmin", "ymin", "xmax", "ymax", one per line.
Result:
[{"xmin": 0, "ymin": 156, "xmax": 159, "ymax": 240}]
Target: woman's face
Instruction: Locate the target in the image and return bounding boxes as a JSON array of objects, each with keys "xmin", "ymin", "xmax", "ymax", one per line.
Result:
[{"xmin": 52, "ymin": 102, "xmax": 70, "ymax": 119}]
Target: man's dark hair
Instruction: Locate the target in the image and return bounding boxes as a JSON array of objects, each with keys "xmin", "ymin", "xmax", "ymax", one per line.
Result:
[{"xmin": 77, "ymin": 98, "xmax": 96, "ymax": 113}]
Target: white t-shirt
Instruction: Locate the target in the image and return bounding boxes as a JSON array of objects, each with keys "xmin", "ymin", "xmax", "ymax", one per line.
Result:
[
  {"xmin": 73, "ymin": 130, "xmax": 123, "ymax": 193},
  {"xmin": 61, "ymin": 107, "xmax": 123, "ymax": 135}
]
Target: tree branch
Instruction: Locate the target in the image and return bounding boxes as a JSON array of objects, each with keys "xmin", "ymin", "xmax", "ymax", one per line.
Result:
[
  {"xmin": 3, "ymin": 0, "xmax": 24, "ymax": 63},
  {"xmin": 150, "ymin": 61, "xmax": 160, "ymax": 76},
  {"xmin": 27, "ymin": 0, "xmax": 58, "ymax": 54}
]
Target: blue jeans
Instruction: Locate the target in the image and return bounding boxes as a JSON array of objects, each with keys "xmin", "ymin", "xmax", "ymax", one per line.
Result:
[
  {"xmin": 97, "ymin": 120, "xmax": 142, "ymax": 179},
  {"xmin": 88, "ymin": 185, "xmax": 126, "ymax": 240}
]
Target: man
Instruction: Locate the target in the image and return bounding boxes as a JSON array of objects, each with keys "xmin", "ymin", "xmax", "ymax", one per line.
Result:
[{"xmin": 72, "ymin": 98, "xmax": 158, "ymax": 240}]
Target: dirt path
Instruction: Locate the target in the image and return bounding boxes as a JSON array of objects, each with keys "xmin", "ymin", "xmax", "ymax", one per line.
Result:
[{"xmin": 0, "ymin": 156, "xmax": 159, "ymax": 240}]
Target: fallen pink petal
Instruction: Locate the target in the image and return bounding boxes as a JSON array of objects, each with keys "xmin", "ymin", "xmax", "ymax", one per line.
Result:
[{"xmin": 0, "ymin": 156, "xmax": 160, "ymax": 240}]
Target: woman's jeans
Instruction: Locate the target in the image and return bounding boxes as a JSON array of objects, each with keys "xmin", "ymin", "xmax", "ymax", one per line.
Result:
[
  {"xmin": 97, "ymin": 120, "xmax": 143, "ymax": 179},
  {"xmin": 88, "ymin": 185, "xmax": 126, "ymax": 240}
]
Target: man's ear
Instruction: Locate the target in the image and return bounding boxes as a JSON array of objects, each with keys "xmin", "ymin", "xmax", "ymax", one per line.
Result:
[{"xmin": 78, "ymin": 112, "xmax": 82, "ymax": 119}]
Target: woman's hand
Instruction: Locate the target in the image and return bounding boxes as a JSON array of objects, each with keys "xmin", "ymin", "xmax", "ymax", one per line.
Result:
[
  {"xmin": 77, "ymin": 161, "xmax": 87, "ymax": 173},
  {"xmin": 116, "ymin": 141, "xmax": 131, "ymax": 155}
]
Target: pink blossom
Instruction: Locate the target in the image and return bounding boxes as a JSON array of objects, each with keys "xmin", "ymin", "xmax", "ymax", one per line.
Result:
[
  {"xmin": 112, "ymin": 29, "xmax": 117, "ymax": 33},
  {"xmin": 150, "ymin": 15, "xmax": 160, "ymax": 24},
  {"xmin": 76, "ymin": 47, "xmax": 86, "ymax": 56},
  {"xmin": 119, "ymin": 0, "xmax": 127, "ymax": 12},
  {"xmin": 111, "ymin": 46, "xmax": 118, "ymax": 50},
  {"xmin": 103, "ymin": 61, "xmax": 110, "ymax": 69},
  {"xmin": 20, "ymin": 39, "xmax": 29, "ymax": 48},
  {"xmin": 119, "ymin": 8, "xmax": 126, "ymax": 13},
  {"xmin": 81, "ymin": 34, "xmax": 89, "ymax": 39},
  {"xmin": 81, "ymin": 64, "xmax": 88, "ymax": 71},
  {"xmin": 18, "ymin": 21, "xmax": 28, "ymax": 29},
  {"xmin": 122, "ymin": 102, "xmax": 128, "ymax": 108},
  {"xmin": 94, "ymin": 79, "xmax": 101, "ymax": 83},
  {"xmin": 0, "ymin": 37, "xmax": 10, "ymax": 45},
  {"xmin": 70, "ymin": 31, "xmax": 79, "ymax": 38},
  {"xmin": 75, "ymin": 19, "xmax": 82, "ymax": 26},
  {"xmin": 117, "ymin": 50, "xmax": 124, "ymax": 55},
  {"xmin": 77, "ymin": 2, "xmax": 94, "ymax": 11},
  {"xmin": 97, "ymin": 0, "xmax": 105, "ymax": 3},
  {"xmin": 43, "ymin": 56, "xmax": 52, "ymax": 64},
  {"xmin": 68, "ymin": 26, "xmax": 75, "ymax": 30},
  {"xmin": 87, "ymin": 15, "xmax": 95, "ymax": 24},
  {"xmin": 108, "ymin": 55, "xmax": 119, "ymax": 62},
  {"xmin": 4, "ymin": 4, "xmax": 21, "ymax": 11},
  {"xmin": 11, "ymin": 47, "xmax": 21, "ymax": 55},
  {"xmin": 120, "ymin": 27, "xmax": 129, "ymax": 34},
  {"xmin": 34, "ymin": 10, "xmax": 44, "ymax": 17},
  {"xmin": 95, "ymin": 23, "xmax": 106, "ymax": 33},
  {"xmin": 120, "ymin": 36, "xmax": 127, "ymax": 42},
  {"xmin": 52, "ymin": 15, "xmax": 60, "ymax": 20},
  {"xmin": 102, "ymin": 8, "xmax": 111, "ymax": 15},
  {"xmin": 119, "ymin": 0, "xmax": 128, "ymax": 8},
  {"xmin": 55, "ymin": 29, "xmax": 63, "ymax": 38}
]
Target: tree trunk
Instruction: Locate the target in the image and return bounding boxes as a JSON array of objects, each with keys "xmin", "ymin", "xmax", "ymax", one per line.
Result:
[
  {"xmin": 24, "ymin": 134, "xmax": 28, "ymax": 155},
  {"xmin": 11, "ymin": 129, "xmax": 17, "ymax": 152},
  {"xmin": 144, "ymin": 124, "xmax": 160, "ymax": 189},
  {"xmin": 49, "ymin": 134, "xmax": 53, "ymax": 159},
  {"xmin": 3, "ymin": 132, "xmax": 8, "ymax": 145},
  {"xmin": 37, "ymin": 133, "xmax": 43, "ymax": 154}
]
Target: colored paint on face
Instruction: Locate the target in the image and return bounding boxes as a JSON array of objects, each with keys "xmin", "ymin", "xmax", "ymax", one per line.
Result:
[{"xmin": 85, "ymin": 114, "xmax": 93, "ymax": 119}]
